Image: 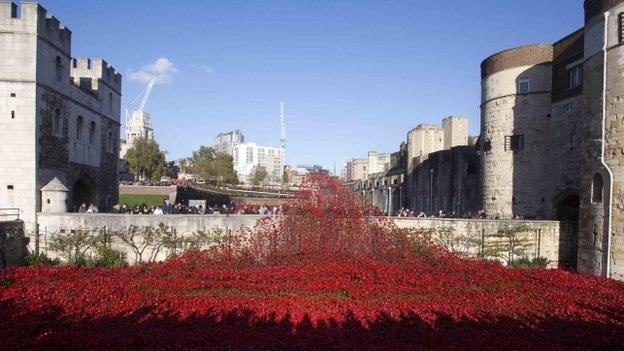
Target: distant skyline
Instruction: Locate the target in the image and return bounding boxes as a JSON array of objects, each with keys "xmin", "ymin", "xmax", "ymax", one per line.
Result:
[{"xmin": 40, "ymin": 0, "xmax": 583, "ymax": 169}]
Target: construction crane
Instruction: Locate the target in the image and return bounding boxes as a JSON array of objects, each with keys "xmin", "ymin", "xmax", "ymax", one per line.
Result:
[
  {"xmin": 280, "ymin": 101, "xmax": 286, "ymax": 150},
  {"xmin": 123, "ymin": 78, "xmax": 156, "ymax": 130}
]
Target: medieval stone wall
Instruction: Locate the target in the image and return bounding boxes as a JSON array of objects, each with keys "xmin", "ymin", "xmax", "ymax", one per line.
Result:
[
  {"xmin": 35, "ymin": 213, "xmax": 568, "ymax": 268},
  {"xmin": 394, "ymin": 217, "xmax": 568, "ymax": 268},
  {"xmin": 578, "ymin": 4, "xmax": 624, "ymax": 280},
  {"xmin": 0, "ymin": 2, "xmax": 121, "ymax": 231},
  {"xmin": 410, "ymin": 146, "xmax": 479, "ymax": 216}
]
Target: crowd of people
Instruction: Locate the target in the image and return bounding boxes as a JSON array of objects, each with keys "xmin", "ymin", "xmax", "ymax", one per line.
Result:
[
  {"xmin": 395, "ymin": 208, "xmax": 525, "ymax": 220},
  {"xmin": 76, "ymin": 203, "xmax": 100, "ymax": 213},
  {"xmin": 119, "ymin": 179, "xmax": 192, "ymax": 187},
  {"xmin": 107, "ymin": 199, "xmax": 283, "ymax": 216}
]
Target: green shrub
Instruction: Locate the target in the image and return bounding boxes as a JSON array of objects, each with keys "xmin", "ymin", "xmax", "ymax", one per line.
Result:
[
  {"xmin": 91, "ymin": 247, "xmax": 126, "ymax": 268},
  {"xmin": 510, "ymin": 256, "xmax": 549, "ymax": 269},
  {"xmin": 25, "ymin": 251, "xmax": 60, "ymax": 266}
]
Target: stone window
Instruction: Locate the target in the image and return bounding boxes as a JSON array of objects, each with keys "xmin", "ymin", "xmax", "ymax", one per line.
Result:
[
  {"xmin": 89, "ymin": 121, "xmax": 96, "ymax": 145},
  {"xmin": 53, "ymin": 109, "xmax": 61, "ymax": 135},
  {"xmin": 466, "ymin": 160, "xmax": 477, "ymax": 175},
  {"xmin": 108, "ymin": 93, "xmax": 113, "ymax": 112},
  {"xmin": 107, "ymin": 127, "xmax": 115, "ymax": 153},
  {"xmin": 10, "ymin": 93, "xmax": 15, "ymax": 98},
  {"xmin": 55, "ymin": 56, "xmax": 63, "ymax": 82},
  {"xmin": 76, "ymin": 116, "xmax": 83, "ymax": 141},
  {"xmin": 505, "ymin": 135, "xmax": 524, "ymax": 151},
  {"xmin": 482, "ymin": 140, "xmax": 492, "ymax": 152},
  {"xmin": 10, "ymin": 110, "xmax": 15, "ymax": 119},
  {"xmin": 568, "ymin": 66, "xmax": 582, "ymax": 89},
  {"xmin": 518, "ymin": 78, "xmax": 530, "ymax": 94},
  {"xmin": 619, "ymin": 13, "xmax": 624, "ymax": 44},
  {"xmin": 592, "ymin": 173, "xmax": 604, "ymax": 204}
]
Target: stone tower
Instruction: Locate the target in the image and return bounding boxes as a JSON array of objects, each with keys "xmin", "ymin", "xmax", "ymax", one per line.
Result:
[
  {"xmin": 479, "ymin": 45, "xmax": 554, "ymax": 219},
  {"xmin": 578, "ymin": 0, "xmax": 624, "ymax": 280}
]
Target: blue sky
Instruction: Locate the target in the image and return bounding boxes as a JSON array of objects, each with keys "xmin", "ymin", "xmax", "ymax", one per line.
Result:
[{"xmin": 40, "ymin": 0, "xmax": 582, "ymax": 170}]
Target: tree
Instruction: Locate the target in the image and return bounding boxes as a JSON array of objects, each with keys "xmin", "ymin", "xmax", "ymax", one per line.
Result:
[
  {"xmin": 182, "ymin": 146, "xmax": 239, "ymax": 184},
  {"xmin": 48, "ymin": 228, "xmax": 94, "ymax": 265},
  {"xmin": 483, "ymin": 224, "xmax": 534, "ymax": 264},
  {"xmin": 251, "ymin": 165, "xmax": 268, "ymax": 185},
  {"xmin": 124, "ymin": 137, "xmax": 166, "ymax": 181}
]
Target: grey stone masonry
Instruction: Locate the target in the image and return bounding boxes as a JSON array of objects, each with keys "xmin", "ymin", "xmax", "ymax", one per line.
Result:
[
  {"xmin": 0, "ymin": 220, "xmax": 27, "ymax": 267},
  {"xmin": 0, "ymin": 2, "xmax": 121, "ymax": 232}
]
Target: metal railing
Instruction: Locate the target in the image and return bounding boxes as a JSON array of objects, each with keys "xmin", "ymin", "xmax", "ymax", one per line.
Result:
[{"xmin": 0, "ymin": 208, "xmax": 19, "ymax": 221}]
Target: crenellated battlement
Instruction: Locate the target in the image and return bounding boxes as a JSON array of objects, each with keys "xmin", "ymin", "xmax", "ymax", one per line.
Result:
[
  {"xmin": 0, "ymin": 2, "xmax": 72, "ymax": 55},
  {"xmin": 71, "ymin": 58, "xmax": 122, "ymax": 93},
  {"xmin": 0, "ymin": 2, "xmax": 18, "ymax": 18}
]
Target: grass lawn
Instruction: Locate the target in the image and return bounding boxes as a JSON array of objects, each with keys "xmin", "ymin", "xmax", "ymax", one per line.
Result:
[{"xmin": 118, "ymin": 194, "xmax": 166, "ymax": 208}]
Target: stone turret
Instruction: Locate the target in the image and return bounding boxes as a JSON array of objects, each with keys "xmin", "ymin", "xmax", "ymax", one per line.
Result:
[
  {"xmin": 41, "ymin": 178, "xmax": 69, "ymax": 213},
  {"xmin": 479, "ymin": 44, "xmax": 554, "ymax": 219}
]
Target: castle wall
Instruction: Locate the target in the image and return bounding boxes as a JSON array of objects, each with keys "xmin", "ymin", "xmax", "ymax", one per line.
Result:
[
  {"xmin": 394, "ymin": 217, "xmax": 568, "ymax": 268},
  {"xmin": 34, "ymin": 214, "xmax": 568, "ymax": 268},
  {"xmin": 549, "ymin": 96, "xmax": 583, "ymax": 211},
  {"xmin": 578, "ymin": 4, "xmax": 624, "ymax": 280},
  {"xmin": 411, "ymin": 146, "xmax": 479, "ymax": 216}
]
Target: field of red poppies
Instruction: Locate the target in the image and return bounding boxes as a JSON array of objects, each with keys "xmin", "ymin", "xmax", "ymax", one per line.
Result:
[{"xmin": 1, "ymin": 174, "xmax": 624, "ymax": 350}]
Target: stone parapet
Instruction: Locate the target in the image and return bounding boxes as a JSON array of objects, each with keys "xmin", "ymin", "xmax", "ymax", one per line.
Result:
[
  {"xmin": 481, "ymin": 44, "xmax": 553, "ymax": 79},
  {"xmin": 585, "ymin": 0, "xmax": 624, "ymax": 22}
]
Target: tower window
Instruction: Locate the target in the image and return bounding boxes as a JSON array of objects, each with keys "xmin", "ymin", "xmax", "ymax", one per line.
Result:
[
  {"xmin": 10, "ymin": 93, "xmax": 15, "ymax": 98},
  {"xmin": 107, "ymin": 127, "xmax": 115, "ymax": 153},
  {"xmin": 10, "ymin": 111, "xmax": 15, "ymax": 119},
  {"xmin": 592, "ymin": 173, "xmax": 604, "ymax": 204},
  {"xmin": 108, "ymin": 93, "xmax": 113, "ymax": 112},
  {"xmin": 568, "ymin": 66, "xmax": 582, "ymax": 89},
  {"xmin": 505, "ymin": 135, "xmax": 524, "ymax": 151},
  {"xmin": 76, "ymin": 115, "xmax": 83, "ymax": 141},
  {"xmin": 482, "ymin": 140, "xmax": 492, "ymax": 152},
  {"xmin": 53, "ymin": 109, "xmax": 61, "ymax": 135},
  {"xmin": 89, "ymin": 121, "xmax": 96, "ymax": 145},
  {"xmin": 518, "ymin": 78, "xmax": 530, "ymax": 93},
  {"xmin": 55, "ymin": 56, "xmax": 63, "ymax": 82},
  {"xmin": 619, "ymin": 13, "xmax": 624, "ymax": 44}
]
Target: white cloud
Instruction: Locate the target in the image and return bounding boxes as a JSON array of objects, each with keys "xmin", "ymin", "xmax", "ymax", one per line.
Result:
[{"xmin": 128, "ymin": 57, "xmax": 178, "ymax": 84}]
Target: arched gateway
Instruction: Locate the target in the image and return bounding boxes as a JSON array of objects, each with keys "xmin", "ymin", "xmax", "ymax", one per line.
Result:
[{"xmin": 71, "ymin": 177, "xmax": 97, "ymax": 212}]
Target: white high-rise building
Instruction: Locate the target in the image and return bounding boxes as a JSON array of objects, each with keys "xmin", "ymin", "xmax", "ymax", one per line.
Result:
[
  {"xmin": 214, "ymin": 129, "xmax": 244, "ymax": 156},
  {"xmin": 233, "ymin": 143, "xmax": 284, "ymax": 183}
]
